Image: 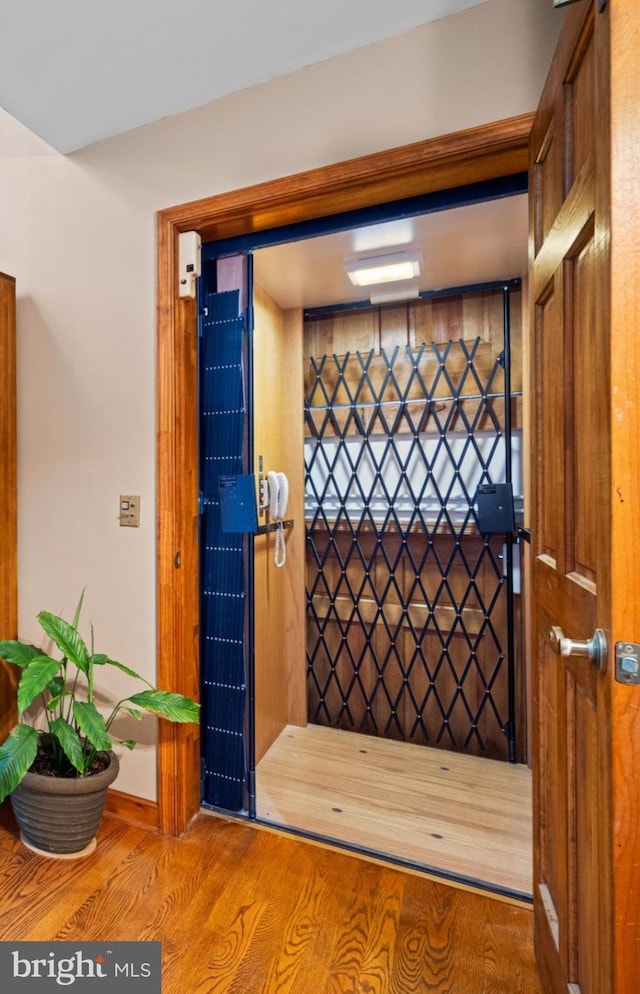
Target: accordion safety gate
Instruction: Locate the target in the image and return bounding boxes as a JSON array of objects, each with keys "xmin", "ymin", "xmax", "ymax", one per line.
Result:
[{"xmin": 304, "ymin": 282, "xmax": 524, "ymax": 763}]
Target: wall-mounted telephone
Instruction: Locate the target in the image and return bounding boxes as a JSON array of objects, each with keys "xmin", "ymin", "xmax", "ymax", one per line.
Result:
[
  {"xmin": 267, "ymin": 471, "xmax": 289, "ymax": 521},
  {"xmin": 266, "ymin": 471, "xmax": 289, "ymax": 567}
]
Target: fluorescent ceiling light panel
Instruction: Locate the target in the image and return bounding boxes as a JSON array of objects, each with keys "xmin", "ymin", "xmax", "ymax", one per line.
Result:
[{"xmin": 346, "ymin": 252, "xmax": 421, "ymax": 287}]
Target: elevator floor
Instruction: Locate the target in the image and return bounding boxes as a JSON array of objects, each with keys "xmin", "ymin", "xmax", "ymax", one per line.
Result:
[{"xmin": 256, "ymin": 723, "xmax": 532, "ymax": 898}]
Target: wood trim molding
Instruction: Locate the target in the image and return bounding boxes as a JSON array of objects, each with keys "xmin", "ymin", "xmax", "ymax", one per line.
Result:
[
  {"xmin": 105, "ymin": 788, "xmax": 159, "ymax": 832},
  {"xmin": 609, "ymin": 2, "xmax": 640, "ymax": 990},
  {"xmin": 156, "ymin": 113, "xmax": 534, "ymax": 836},
  {"xmin": 0, "ymin": 272, "xmax": 17, "ymax": 640},
  {"xmin": 157, "ymin": 216, "xmax": 201, "ymax": 835},
  {"xmin": 161, "ymin": 114, "xmax": 533, "ymax": 244},
  {"xmin": 0, "ymin": 273, "xmax": 18, "ymax": 747}
]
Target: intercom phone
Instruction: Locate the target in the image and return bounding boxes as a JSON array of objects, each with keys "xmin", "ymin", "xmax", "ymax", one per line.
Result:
[
  {"xmin": 266, "ymin": 471, "xmax": 289, "ymax": 567},
  {"xmin": 267, "ymin": 471, "xmax": 289, "ymax": 521}
]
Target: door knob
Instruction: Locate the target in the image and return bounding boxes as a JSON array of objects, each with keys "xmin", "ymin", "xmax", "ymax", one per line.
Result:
[{"xmin": 548, "ymin": 625, "xmax": 607, "ymax": 672}]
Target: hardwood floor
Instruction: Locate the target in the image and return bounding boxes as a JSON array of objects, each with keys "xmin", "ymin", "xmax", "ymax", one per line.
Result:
[
  {"xmin": 0, "ymin": 803, "xmax": 541, "ymax": 994},
  {"xmin": 256, "ymin": 724, "xmax": 533, "ymax": 897}
]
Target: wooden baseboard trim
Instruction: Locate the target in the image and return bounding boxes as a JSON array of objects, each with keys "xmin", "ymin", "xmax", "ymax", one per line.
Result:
[{"xmin": 105, "ymin": 789, "xmax": 159, "ymax": 831}]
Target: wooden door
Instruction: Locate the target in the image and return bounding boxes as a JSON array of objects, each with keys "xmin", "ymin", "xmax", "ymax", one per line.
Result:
[{"xmin": 530, "ymin": 2, "xmax": 640, "ymax": 993}]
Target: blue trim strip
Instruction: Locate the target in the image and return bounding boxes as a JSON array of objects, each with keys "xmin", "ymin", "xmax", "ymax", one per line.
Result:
[
  {"xmin": 245, "ymin": 251, "xmax": 257, "ymax": 820},
  {"xmin": 202, "ymin": 173, "xmax": 528, "ymax": 260},
  {"xmin": 303, "ymin": 277, "xmax": 522, "ymax": 320}
]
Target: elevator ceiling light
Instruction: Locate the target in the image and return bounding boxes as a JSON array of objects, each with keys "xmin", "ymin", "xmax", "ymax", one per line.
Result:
[{"xmin": 346, "ymin": 252, "xmax": 421, "ymax": 288}]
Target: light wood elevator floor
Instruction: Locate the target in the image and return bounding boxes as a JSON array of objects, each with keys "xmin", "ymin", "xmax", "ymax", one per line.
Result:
[{"xmin": 256, "ymin": 724, "xmax": 533, "ymax": 897}]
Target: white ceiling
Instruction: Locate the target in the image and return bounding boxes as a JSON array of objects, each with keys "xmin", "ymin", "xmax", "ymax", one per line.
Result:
[
  {"xmin": 0, "ymin": 0, "xmax": 486, "ymax": 153},
  {"xmin": 0, "ymin": 0, "xmax": 525, "ymax": 307},
  {"xmin": 254, "ymin": 194, "xmax": 528, "ymax": 310}
]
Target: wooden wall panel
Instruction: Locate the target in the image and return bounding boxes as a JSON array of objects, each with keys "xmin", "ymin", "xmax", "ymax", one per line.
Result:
[
  {"xmin": 253, "ymin": 286, "xmax": 305, "ymax": 763},
  {"xmin": 379, "ymin": 306, "xmax": 409, "ymax": 352},
  {"xmin": 305, "ymin": 291, "xmax": 523, "ymax": 439},
  {"xmin": 253, "ymin": 285, "xmax": 288, "ymax": 763},
  {"xmin": 0, "ymin": 273, "xmax": 18, "ymax": 745},
  {"xmin": 281, "ymin": 308, "xmax": 307, "ymax": 730},
  {"xmin": 305, "ymin": 310, "xmax": 377, "ymax": 360},
  {"xmin": 306, "ymin": 289, "xmax": 522, "ymax": 419}
]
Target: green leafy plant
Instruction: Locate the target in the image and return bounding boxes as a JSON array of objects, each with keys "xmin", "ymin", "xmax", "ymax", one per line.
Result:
[{"xmin": 0, "ymin": 592, "xmax": 199, "ymax": 802}]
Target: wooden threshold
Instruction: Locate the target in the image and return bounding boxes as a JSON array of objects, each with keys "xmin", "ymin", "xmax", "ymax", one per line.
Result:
[
  {"xmin": 200, "ymin": 807, "xmax": 530, "ymax": 910},
  {"xmin": 256, "ymin": 724, "xmax": 532, "ymax": 898}
]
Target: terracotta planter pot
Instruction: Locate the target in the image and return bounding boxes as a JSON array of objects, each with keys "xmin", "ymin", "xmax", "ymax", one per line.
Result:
[{"xmin": 10, "ymin": 751, "xmax": 119, "ymax": 857}]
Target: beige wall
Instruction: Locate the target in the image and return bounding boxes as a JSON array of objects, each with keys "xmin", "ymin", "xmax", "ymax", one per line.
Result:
[{"xmin": 0, "ymin": 0, "xmax": 563, "ymax": 800}]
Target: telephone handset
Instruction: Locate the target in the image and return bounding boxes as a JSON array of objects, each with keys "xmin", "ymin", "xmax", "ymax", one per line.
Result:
[
  {"xmin": 267, "ymin": 471, "xmax": 289, "ymax": 520},
  {"xmin": 267, "ymin": 471, "xmax": 289, "ymax": 567}
]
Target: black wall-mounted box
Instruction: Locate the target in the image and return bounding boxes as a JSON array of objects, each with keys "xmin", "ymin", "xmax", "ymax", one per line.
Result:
[{"xmin": 474, "ymin": 483, "xmax": 516, "ymax": 534}]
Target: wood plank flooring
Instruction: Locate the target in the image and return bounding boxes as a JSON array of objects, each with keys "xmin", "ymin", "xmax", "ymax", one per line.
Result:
[
  {"xmin": 256, "ymin": 724, "xmax": 533, "ymax": 897},
  {"xmin": 0, "ymin": 802, "xmax": 541, "ymax": 994}
]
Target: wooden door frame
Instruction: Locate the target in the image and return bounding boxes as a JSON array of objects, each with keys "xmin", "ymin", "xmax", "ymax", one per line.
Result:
[
  {"xmin": 0, "ymin": 273, "xmax": 18, "ymax": 744},
  {"xmin": 155, "ymin": 112, "xmax": 534, "ymax": 835}
]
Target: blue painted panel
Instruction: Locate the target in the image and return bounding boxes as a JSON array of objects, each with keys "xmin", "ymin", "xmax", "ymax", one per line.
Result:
[{"xmin": 199, "ymin": 287, "xmax": 248, "ymax": 811}]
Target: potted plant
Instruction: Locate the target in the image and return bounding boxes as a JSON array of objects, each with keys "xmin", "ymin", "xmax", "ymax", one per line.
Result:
[{"xmin": 0, "ymin": 592, "xmax": 199, "ymax": 857}]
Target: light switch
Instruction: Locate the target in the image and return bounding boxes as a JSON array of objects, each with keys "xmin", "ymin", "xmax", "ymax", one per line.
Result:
[{"xmin": 119, "ymin": 495, "xmax": 140, "ymax": 527}]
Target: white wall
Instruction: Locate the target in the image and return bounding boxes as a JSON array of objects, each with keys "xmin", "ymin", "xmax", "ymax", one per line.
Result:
[{"xmin": 0, "ymin": 0, "xmax": 563, "ymax": 799}]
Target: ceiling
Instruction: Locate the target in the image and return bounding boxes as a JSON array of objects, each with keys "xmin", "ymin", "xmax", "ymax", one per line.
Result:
[
  {"xmin": 0, "ymin": 0, "xmax": 486, "ymax": 153},
  {"xmin": 253, "ymin": 194, "xmax": 528, "ymax": 311},
  {"xmin": 0, "ymin": 0, "xmax": 525, "ymax": 305}
]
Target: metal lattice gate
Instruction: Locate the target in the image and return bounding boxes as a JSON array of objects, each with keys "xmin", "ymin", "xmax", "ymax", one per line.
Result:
[{"xmin": 305, "ymin": 307, "xmax": 521, "ymax": 762}]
